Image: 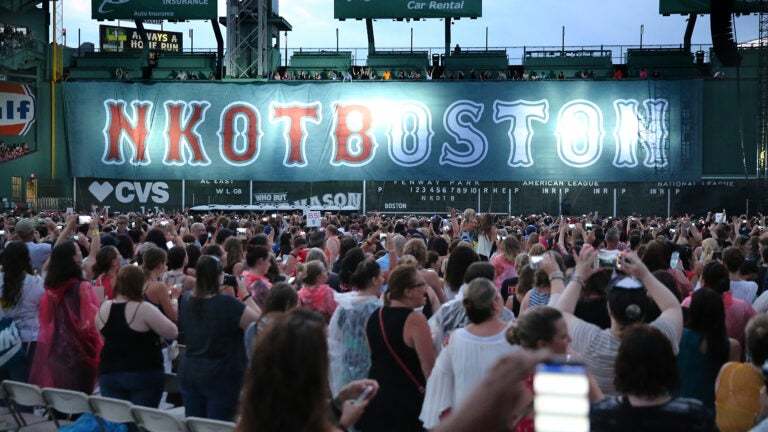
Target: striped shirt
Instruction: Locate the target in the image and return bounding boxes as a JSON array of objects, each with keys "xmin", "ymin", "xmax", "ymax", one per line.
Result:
[{"xmin": 569, "ymin": 317, "xmax": 678, "ymax": 395}]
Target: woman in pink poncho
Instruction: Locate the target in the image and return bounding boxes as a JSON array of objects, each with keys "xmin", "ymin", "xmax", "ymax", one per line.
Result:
[{"xmin": 30, "ymin": 241, "xmax": 102, "ymax": 393}]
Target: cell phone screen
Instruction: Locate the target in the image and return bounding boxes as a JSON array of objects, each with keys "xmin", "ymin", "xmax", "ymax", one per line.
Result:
[{"xmin": 534, "ymin": 360, "xmax": 589, "ymax": 432}]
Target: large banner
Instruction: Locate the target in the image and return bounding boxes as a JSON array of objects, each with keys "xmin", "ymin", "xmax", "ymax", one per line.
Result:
[
  {"xmin": 659, "ymin": 0, "xmax": 761, "ymax": 14},
  {"xmin": 62, "ymin": 80, "xmax": 702, "ymax": 182},
  {"xmin": 334, "ymin": 0, "xmax": 482, "ymax": 19},
  {"xmin": 92, "ymin": 0, "xmax": 216, "ymax": 20}
]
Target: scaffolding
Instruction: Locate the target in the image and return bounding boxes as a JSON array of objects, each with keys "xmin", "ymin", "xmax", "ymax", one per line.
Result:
[
  {"xmin": 226, "ymin": 0, "xmax": 291, "ymax": 78},
  {"xmin": 758, "ymin": 1, "xmax": 768, "ymax": 178}
]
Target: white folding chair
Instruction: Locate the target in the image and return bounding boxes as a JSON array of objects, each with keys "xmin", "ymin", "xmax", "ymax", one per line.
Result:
[
  {"xmin": 41, "ymin": 388, "xmax": 92, "ymax": 428},
  {"xmin": 1, "ymin": 380, "xmax": 54, "ymax": 430},
  {"xmin": 88, "ymin": 395, "xmax": 135, "ymax": 427},
  {"xmin": 185, "ymin": 417, "xmax": 236, "ymax": 432},
  {"xmin": 130, "ymin": 405, "xmax": 187, "ymax": 432}
]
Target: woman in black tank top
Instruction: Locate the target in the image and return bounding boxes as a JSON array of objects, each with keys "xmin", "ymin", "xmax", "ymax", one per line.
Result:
[{"xmin": 96, "ymin": 266, "xmax": 178, "ymax": 407}]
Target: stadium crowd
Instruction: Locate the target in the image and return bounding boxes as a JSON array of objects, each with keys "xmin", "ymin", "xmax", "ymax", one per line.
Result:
[
  {"xmin": 268, "ymin": 65, "xmax": 656, "ymax": 82},
  {"xmin": 0, "ymin": 142, "xmax": 30, "ymax": 164},
  {"xmin": 0, "ymin": 207, "xmax": 767, "ymax": 431},
  {"xmin": 0, "ymin": 25, "xmax": 33, "ymax": 57}
]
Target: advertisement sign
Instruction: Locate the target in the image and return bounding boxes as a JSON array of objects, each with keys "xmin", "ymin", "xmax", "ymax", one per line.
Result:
[
  {"xmin": 62, "ymin": 80, "xmax": 703, "ymax": 182},
  {"xmin": 100, "ymin": 25, "xmax": 183, "ymax": 54},
  {"xmin": 92, "ymin": 0, "xmax": 217, "ymax": 20},
  {"xmin": 0, "ymin": 83, "xmax": 35, "ymax": 136},
  {"xmin": 76, "ymin": 178, "xmax": 183, "ymax": 213},
  {"xmin": 659, "ymin": 0, "xmax": 761, "ymax": 15},
  {"xmin": 335, "ymin": 0, "xmax": 483, "ymax": 19}
]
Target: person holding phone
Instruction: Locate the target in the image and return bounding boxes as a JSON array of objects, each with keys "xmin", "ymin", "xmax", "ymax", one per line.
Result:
[
  {"xmin": 237, "ymin": 309, "xmax": 378, "ymax": 432},
  {"xmin": 547, "ymin": 249, "xmax": 683, "ymax": 395},
  {"xmin": 503, "ymin": 306, "xmax": 603, "ymax": 431},
  {"xmin": 178, "ymin": 255, "xmax": 259, "ymax": 421}
]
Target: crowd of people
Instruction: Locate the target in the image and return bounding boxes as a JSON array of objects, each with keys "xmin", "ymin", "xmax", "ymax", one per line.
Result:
[
  {"xmin": 0, "ymin": 25, "xmax": 33, "ymax": 57},
  {"xmin": 0, "ymin": 207, "xmax": 768, "ymax": 431},
  {"xmin": 268, "ymin": 65, "xmax": 662, "ymax": 82},
  {"xmin": 0, "ymin": 141, "xmax": 30, "ymax": 164}
]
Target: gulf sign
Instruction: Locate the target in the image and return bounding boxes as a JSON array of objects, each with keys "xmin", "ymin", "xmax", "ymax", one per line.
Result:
[{"xmin": 0, "ymin": 83, "xmax": 36, "ymax": 136}]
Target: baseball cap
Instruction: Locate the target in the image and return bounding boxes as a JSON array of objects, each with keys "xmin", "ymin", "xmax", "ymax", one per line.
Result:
[{"xmin": 14, "ymin": 219, "xmax": 34, "ymax": 237}]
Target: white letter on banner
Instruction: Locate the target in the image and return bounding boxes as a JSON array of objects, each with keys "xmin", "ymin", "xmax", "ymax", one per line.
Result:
[
  {"xmin": 613, "ymin": 100, "xmax": 640, "ymax": 167},
  {"xmin": 555, "ymin": 100, "xmax": 605, "ymax": 168},
  {"xmin": 440, "ymin": 100, "xmax": 488, "ymax": 167},
  {"xmin": 493, "ymin": 100, "xmax": 549, "ymax": 167},
  {"xmin": 640, "ymin": 99, "xmax": 669, "ymax": 168},
  {"xmin": 388, "ymin": 100, "xmax": 434, "ymax": 167}
]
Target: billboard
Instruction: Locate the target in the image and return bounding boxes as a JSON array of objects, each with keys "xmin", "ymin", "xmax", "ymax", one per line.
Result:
[
  {"xmin": 659, "ymin": 0, "xmax": 762, "ymax": 15},
  {"xmin": 74, "ymin": 178, "xmax": 756, "ymax": 217},
  {"xmin": 61, "ymin": 80, "xmax": 702, "ymax": 182},
  {"xmin": 100, "ymin": 25, "xmax": 183, "ymax": 54},
  {"xmin": 0, "ymin": 83, "xmax": 35, "ymax": 136},
  {"xmin": 334, "ymin": 0, "xmax": 482, "ymax": 19},
  {"xmin": 92, "ymin": 0, "xmax": 217, "ymax": 20}
]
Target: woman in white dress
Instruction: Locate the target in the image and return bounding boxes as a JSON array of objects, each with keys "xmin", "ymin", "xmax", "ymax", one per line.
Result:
[{"xmin": 419, "ymin": 277, "xmax": 514, "ymax": 429}]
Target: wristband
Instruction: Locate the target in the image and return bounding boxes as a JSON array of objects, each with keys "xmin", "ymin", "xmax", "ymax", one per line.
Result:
[
  {"xmin": 548, "ymin": 271, "xmax": 564, "ymax": 281},
  {"xmin": 569, "ymin": 275, "xmax": 586, "ymax": 287},
  {"xmin": 92, "ymin": 230, "xmax": 100, "ymax": 236},
  {"xmin": 243, "ymin": 294, "xmax": 253, "ymax": 302}
]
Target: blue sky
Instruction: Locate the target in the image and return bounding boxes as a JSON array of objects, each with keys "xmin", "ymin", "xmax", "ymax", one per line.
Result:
[{"xmin": 62, "ymin": 0, "xmax": 760, "ymax": 58}]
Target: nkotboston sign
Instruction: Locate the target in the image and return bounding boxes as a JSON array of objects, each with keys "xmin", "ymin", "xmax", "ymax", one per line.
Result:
[
  {"xmin": 334, "ymin": 0, "xmax": 482, "ymax": 19},
  {"xmin": 62, "ymin": 80, "xmax": 702, "ymax": 182},
  {"xmin": 92, "ymin": 0, "xmax": 216, "ymax": 20}
]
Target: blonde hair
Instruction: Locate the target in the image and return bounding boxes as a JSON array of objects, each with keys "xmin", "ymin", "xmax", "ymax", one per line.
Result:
[
  {"xmin": 398, "ymin": 254, "xmax": 419, "ymax": 267},
  {"xmin": 701, "ymin": 238, "xmax": 719, "ymax": 257}
]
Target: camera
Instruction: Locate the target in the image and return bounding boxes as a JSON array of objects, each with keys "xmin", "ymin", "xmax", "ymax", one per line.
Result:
[
  {"xmin": 78, "ymin": 215, "xmax": 92, "ymax": 225},
  {"xmin": 530, "ymin": 255, "xmax": 543, "ymax": 269},
  {"xmin": 222, "ymin": 274, "xmax": 238, "ymax": 288}
]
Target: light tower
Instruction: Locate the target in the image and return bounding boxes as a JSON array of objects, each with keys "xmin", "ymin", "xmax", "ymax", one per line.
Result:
[{"xmin": 226, "ymin": 0, "xmax": 291, "ymax": 78}]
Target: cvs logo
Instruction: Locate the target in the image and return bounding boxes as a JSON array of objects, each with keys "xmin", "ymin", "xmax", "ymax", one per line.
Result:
[{"xmin": 88, "ymin": 181, "xmax": 169, "ymax": 204}]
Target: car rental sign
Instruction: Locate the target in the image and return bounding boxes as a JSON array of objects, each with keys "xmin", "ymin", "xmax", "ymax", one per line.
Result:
[
  {"xmin": 61, "ymin": 80, "xmax": 702, "ymax": 182},
  {"xmin": 334, "ymin": 0, "xmax": 483, "ymax": 19}
]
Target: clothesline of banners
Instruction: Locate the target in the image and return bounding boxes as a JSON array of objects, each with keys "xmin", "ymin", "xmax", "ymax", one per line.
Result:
[{"xmin": 73, "ymin": 178, "xmax": 754, "ymax": 218}]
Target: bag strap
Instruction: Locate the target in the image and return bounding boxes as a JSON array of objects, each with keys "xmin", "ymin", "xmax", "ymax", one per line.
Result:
[{"xmin": 378, "ymin": 307, "xmax": 425, "ymax": 394}]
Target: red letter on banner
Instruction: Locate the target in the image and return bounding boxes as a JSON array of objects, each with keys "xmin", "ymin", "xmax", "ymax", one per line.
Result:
[
  {"xmin": 164, "ymin": 102, "xmax": 210, "ymax": 164},
  {"xmin": 271, "ymin": 103, "xmax": 321, "ymax": 167},
  {"xmin": 220, "ymin": 104, "xmax": 262, "ymax": 165},
  {"xmin": 104, "ymin": 101, "xmax": 152, "ymax": 164},
  {"xmin": 333, "ymin": 104, "xmax": 375, "ymax": 165}
]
